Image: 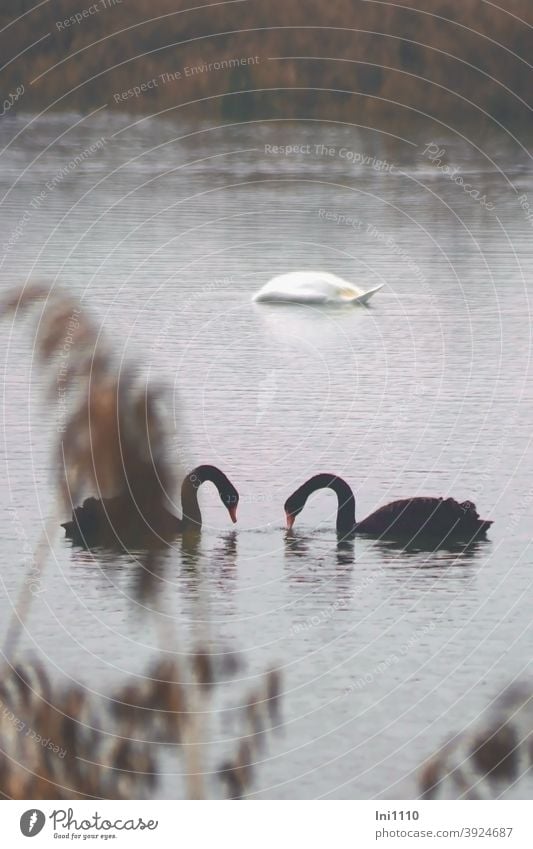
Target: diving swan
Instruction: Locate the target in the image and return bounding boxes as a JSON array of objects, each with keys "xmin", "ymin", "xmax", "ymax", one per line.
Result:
[
  {"xmin": 62, "ymin": 465, "xmax": 239, "ymax": 547},
  {"xmin": 284, "ymin": 474, "xmax": 492, "ymax": 543},
  {"xmin": 253, "ymin": 272, "xmax": 383, "ymax": 305}
]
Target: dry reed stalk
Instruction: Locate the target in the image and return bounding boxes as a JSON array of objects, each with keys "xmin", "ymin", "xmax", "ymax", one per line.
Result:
[
  {"xmin": 419, "ymin": 682, "xmax": 533, "ymax": 799},
  {"xmin": 0, "ymin": 645, "xmax": 279, "ymax": 799},
  {"xmin": 1, "ymin": 284, "xmax": 186, "ymax": 793},
  {"xmin": 219, "ymin": 667, "xmax": 282, "ymax": 799},
  {"xmin": 2, "ymin": 513, "xmax": 60, "ymax": 660},
  {"xmin": 0, "ymin": 659, "xmax": 158, "ymax": 799},
  {"xmin": 2, "ymin": 285, "xmax": 177, "ymax": 524},
  {"xmin": 1, "ymin": 284, "xmax": 283, "ymax": 800},
  {"xmin": 1, "ymin": 284, "xmax": 180, "ymax": 617}
]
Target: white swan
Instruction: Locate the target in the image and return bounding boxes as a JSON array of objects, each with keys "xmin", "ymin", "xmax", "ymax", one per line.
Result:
[{"xmin": 253, "ymin": 272, "xmax": 383, "ymax": 305}]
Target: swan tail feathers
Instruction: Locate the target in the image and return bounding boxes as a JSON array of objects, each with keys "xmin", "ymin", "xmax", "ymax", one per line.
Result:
[{"xmin": 352, "ymin": 283, "xmax": 384, "ymax": 305}]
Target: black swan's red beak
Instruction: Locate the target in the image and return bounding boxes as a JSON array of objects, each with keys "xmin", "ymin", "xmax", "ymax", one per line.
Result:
[
  {"xmin": 285, "ymin": 512, "xmax": 295, "ymax": 531},
  {"xmin": 228, "ymin": 505, "xmax": 238, "ymax": 524}
]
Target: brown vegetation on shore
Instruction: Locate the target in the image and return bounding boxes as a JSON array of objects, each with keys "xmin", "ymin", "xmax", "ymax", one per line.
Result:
[{"xmin": 1, "ymin": 1, "xmax": 531, "ymax": 128}]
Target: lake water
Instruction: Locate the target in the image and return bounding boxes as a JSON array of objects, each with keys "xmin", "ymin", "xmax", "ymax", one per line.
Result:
[{"xmin": 1, "ymin": 112, "xmax": 532, "ymax": 799}]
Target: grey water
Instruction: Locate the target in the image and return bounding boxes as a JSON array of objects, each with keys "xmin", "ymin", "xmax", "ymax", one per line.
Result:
[{"xmin": 1, "ymin": 112, "xmax": 532, "ymax": 798}]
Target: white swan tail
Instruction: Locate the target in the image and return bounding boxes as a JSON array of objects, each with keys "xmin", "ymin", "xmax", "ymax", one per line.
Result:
[{"xmin": 349, "ymin": 283, "xmax": 384, "ymax": 304}]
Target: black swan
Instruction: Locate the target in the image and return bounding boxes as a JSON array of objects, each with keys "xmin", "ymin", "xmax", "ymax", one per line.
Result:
[
  {"xmin": 284, "ymin": 474, "xmax": 492, "ymax": 543},
  {"xmin": 62, "ymin": 465, "xmax": 239, "ymax": 547}
]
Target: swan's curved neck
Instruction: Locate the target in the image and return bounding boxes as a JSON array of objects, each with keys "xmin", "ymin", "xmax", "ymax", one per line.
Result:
[
  {"xmin": 181, "ymin": 466, "xmax": 211, "ymax": 528},
  {"xmin": 180, "ymin": 465, "xmax": 227, "ymax": 528},
  {"xmin": 302, "ymin": 474, "xmax": 356, "ymax": 535}
]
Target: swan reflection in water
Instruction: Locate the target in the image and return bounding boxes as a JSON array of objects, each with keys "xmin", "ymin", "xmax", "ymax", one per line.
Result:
[
  {"xmin": 283, "ymin": 529, "xmax": 354, "ymax": 596},
  {"xmin": 284, "ymin": 525, "xmax": 487, "ymax": 575},
  {"xmin": 68, "ymin": 523, "xmax": 239, "ymax": 604},
  {"xmin": 372, "ymin": 536, "xmax": 490, "ymax": 562}
]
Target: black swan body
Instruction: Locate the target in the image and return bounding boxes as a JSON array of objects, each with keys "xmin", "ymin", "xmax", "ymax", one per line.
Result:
[
  {"xmin": 284, "ymin": 474, "xmax": 492, "ymax": 543},
  {"xmin": 62, "ymin": 465, "xmax": 239, "ymax": 547}
]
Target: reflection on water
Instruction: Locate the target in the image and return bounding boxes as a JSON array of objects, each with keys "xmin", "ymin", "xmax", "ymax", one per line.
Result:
[
  {"xmin": 371, "ymin": 536, "xmax": 490, "ymax": 560},
  {"xmin": 1, "ymin": 114, "xmax": 533, "ymax": 798}
]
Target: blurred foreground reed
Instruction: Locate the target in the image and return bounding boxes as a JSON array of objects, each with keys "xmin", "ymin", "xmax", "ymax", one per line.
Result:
[
  {"xmin": 0, "ymin": 652, "xmax": 282, "ymax": 799},
  {"xmin": 420, "ymin": 682, "xmax": 533, "ymax": 799},
  {"xmin": 1, "ymin": 285, "xmax": 282, "ymax": 799}
]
